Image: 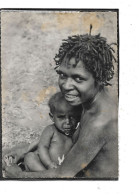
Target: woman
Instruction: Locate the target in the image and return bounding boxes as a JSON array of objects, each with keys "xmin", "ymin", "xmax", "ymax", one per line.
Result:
[{"xmin": 5, "ymin": 33, "xmax": 118, "ymax": 179}]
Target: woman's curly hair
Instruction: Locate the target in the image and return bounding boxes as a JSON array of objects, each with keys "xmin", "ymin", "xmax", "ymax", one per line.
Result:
[{"xmin": 54, "ymin": 33, "xmax": 117, "ymax": 86}]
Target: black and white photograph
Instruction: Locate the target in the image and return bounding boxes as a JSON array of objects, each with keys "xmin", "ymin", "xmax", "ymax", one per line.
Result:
[{"xmin": 1, "ymin": 9, "xmax": 118, "ymax": 179}]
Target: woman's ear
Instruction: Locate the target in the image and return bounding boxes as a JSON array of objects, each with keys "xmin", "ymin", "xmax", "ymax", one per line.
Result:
[
  {"xmin": 95, "ymin": 80, "xmax": 103, "ymax": 91},
  {"xmin": 49, "ymin": 112, "xmax": 54, "ymax": 122}
]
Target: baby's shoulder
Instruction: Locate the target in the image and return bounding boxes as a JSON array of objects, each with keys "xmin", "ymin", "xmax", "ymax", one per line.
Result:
[{"xmin": 42, "ymin": 124, "xmax": 56, "ymax": 135}]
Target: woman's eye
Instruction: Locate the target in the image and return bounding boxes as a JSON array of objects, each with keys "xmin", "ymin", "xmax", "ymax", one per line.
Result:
[
  {"xmin": 75, "ymin": 77, "xmax": 84, "ymax": 83},
  {"xmin": 59, "ymin": 73, "xmax": 67, "ymax": 79}
]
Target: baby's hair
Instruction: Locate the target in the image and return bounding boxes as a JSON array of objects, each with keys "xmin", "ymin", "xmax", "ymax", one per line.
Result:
[
  {"xmin": 48, "ymin": 92, "xmax": 65, "ymax": 114},
  {"xmin": 54, "ymin": 33, "xmax": 117, "ymax": 86},
  {"xmin": 48, "ymin": 92, "xmax": 82, "ymax": 121}
]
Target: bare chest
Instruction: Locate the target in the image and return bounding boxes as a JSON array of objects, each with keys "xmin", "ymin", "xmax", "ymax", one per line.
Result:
[{"xmin": 49, "ymin": 131, "xmax": 73, "ymax": 163}]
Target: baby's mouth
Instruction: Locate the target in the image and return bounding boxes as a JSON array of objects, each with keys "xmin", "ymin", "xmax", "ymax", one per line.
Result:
[
  {"xmin": 65, "ymin": 131, "xmax": 70, "ymax": 136},
  {"xmin": 64, "ymin": 128, "xmax": 71, "ymax": 135}
]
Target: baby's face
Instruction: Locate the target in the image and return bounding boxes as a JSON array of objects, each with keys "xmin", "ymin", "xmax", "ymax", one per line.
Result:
[{"xmin": 53, "ymin": 103, "xmax": 78, "ymax": 136}]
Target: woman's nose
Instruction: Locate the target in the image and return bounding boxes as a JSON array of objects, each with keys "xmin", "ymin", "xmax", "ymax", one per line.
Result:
[{"xmin": 63, "ymin": 78, "xmax": 73, "ymax": 90}]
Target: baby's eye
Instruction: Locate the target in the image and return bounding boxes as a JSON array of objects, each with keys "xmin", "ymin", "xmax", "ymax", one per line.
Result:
[
  {"xmin": 57, "ymin": 115, "xmax": 65, "ymax": 119},
  {"xmin": 69, "ymin": 116, "xmax": 76, "ymax": 121}
]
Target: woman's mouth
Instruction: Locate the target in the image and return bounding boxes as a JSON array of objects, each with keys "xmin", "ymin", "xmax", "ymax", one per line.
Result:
[{"xmin": 64, "ymin": 94, "xmax": 79, "ymax": 102}]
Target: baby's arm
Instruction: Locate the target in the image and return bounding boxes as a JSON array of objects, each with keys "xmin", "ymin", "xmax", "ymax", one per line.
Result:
[{"xmin": 38, "ymin": 126, "xmax": 57, "ymax": 169}]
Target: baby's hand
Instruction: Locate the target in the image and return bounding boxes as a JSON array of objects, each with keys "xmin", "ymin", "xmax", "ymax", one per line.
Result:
[{"xmin": 49, "ymin": 162, "xmax": 58, "ymax": 169}]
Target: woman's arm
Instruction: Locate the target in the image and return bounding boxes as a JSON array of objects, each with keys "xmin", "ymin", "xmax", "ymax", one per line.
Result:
[
  {"xmin": 5, "ymin": 123, "xmax": 106, "ymax": 178},
  {"xmin": 5, "ymin": 164, "xmax": 59, "ymax": 178},
  {"xmin": 58, "ymin": 125, "xmax": 106, "ymax": 177}
]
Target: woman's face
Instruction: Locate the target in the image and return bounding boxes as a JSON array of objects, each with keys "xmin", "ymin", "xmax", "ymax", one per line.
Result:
[{"xmin": 58, "ymin": 57, "xmax": 99, "ymax": 106}]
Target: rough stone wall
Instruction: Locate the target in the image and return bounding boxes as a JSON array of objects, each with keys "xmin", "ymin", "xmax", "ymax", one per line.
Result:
[{"xmin": 1, "ymin": 11, "xmax": 118, "ymax": 149}]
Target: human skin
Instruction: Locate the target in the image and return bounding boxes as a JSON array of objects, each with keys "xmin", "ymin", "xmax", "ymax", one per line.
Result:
[
  {"xmin": 24, "ymin": 124, "xmax": 73, "ymax": 171},
  {"xmin": 50, "ymin": 98, "xmax": 79, "ymax": 136},
  {"xmin": 24, "ymin": 100, "xmax": 78, "ymax": 171},
  {"xmin": 35, "ymin": 102, "xmax": 79, "ymax": 170},
  {"xmin": 5, "ymin": 58, "xmax": 118, "ymax": 178},
  {"xmin": 5, "ymin": 98, "xmax": 78, "ymax": 172}
]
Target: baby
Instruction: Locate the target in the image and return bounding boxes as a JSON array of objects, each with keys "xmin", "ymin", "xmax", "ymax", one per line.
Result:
[{"xmin": 4, "ymin": 92, "xmax": 82, "ymax": 172}]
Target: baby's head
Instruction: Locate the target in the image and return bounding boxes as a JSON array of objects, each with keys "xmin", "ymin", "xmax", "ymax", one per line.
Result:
[{"xmin": 48, "ymin": 92, "xmax": 82, "ymax": 136}]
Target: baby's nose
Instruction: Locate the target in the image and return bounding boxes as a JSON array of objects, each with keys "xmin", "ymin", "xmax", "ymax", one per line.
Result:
[{"xmin": 65, "ymin": 117, "xmax": 70, "ymax": 124}]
